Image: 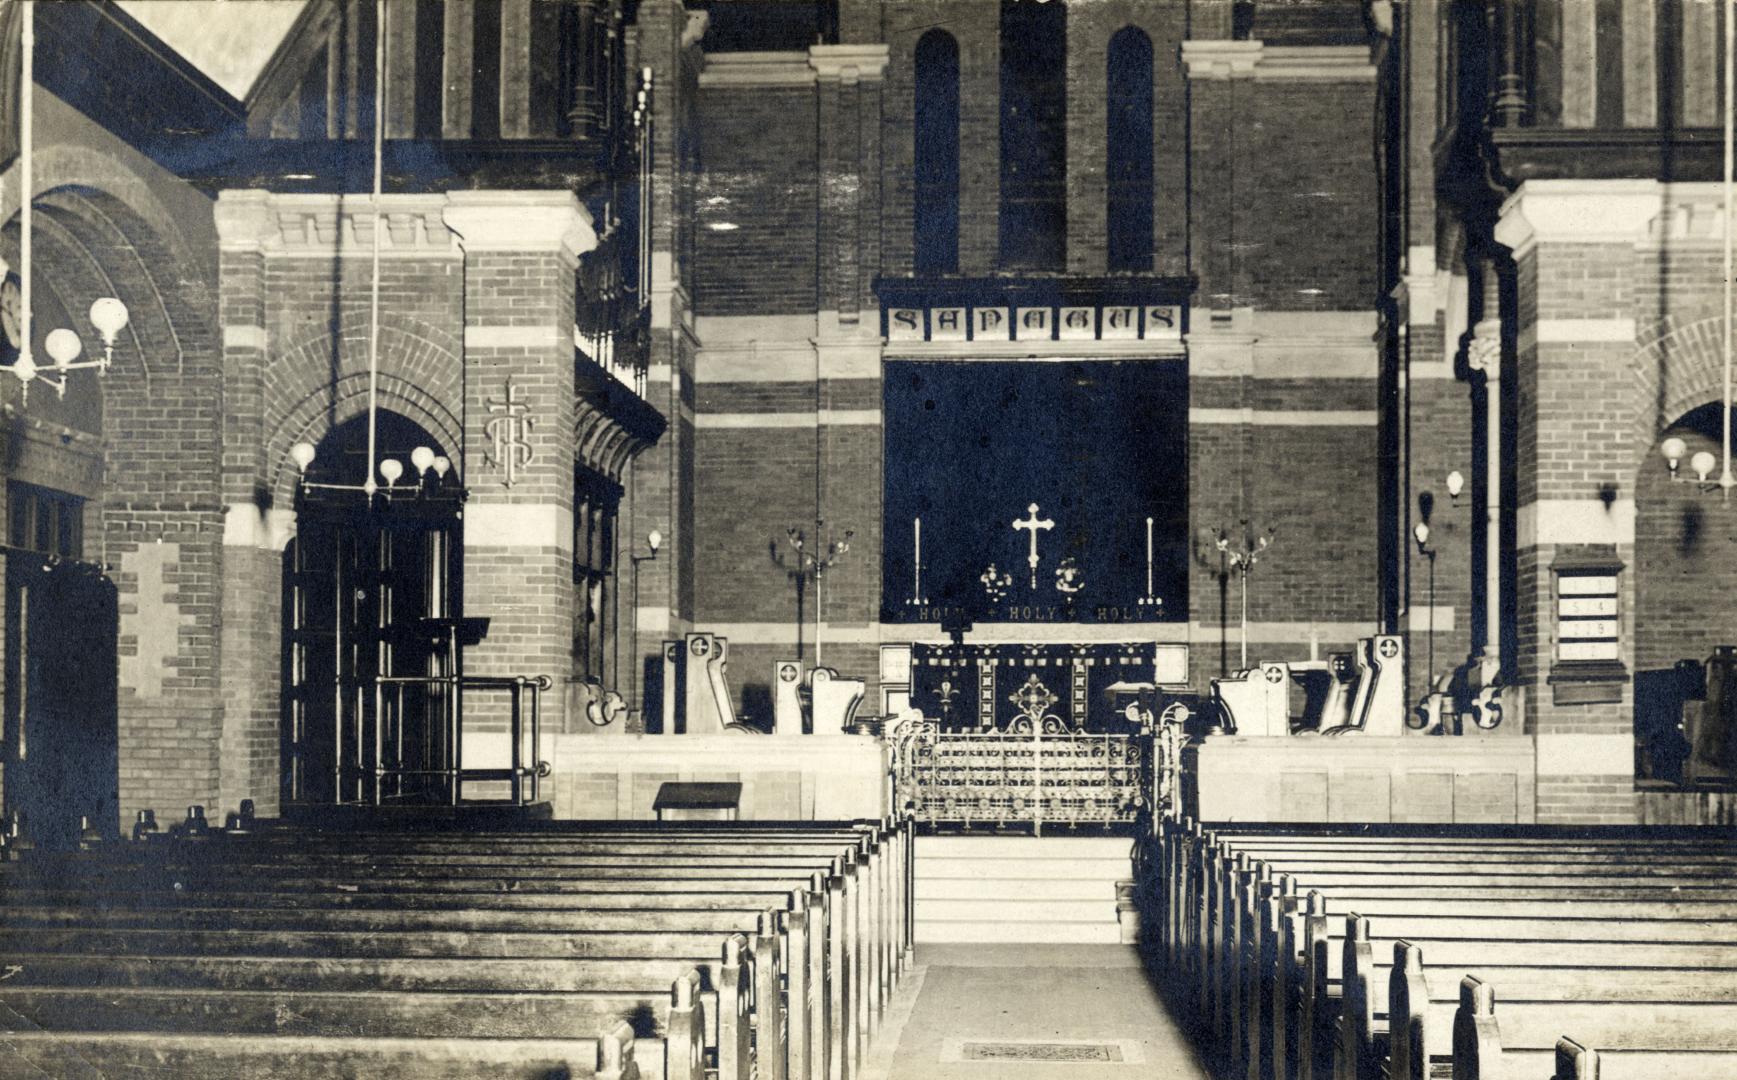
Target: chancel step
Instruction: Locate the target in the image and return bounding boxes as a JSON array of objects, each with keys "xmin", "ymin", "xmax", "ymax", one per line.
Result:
[{"xmin": 913, "ymin": 836, "xmax": 1132, "ymax": 945}]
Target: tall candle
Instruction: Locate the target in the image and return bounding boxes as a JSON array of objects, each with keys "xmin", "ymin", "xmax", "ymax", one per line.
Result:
[
  {"xmin": 913, "ymin": 517, "xmax": 922, "ymax": 601},
  {"xmin": 1145, "ymin": 516, "xmax": 1154, "ymax": 596}
]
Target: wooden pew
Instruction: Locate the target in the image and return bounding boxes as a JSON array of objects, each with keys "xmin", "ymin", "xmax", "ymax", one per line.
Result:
[
  {"xmin": 0, "ymin": 816, "xmax": 914, "ymax": 1080},
  {"xmin": 0, "ymin": 1025, "xmax": 644, "ymax": 1080},
  {"xmin": 1174, "ymin": 829, "xmax": 1737, "ymax": 1076},
  {"xmin": 1364, "ymin": 939, "xmax": 1737, "ymax": 1080},
  {"xmin": 1550, "ymin": 1034, "xmax": 1737, "ymax": 1080},
  {"xmin": 1153, "ymin": 822, "xmax": 1737, "ymax": 1080},
  {"xmin": 1451, "ymin": 976, "xmax": 1737, "ymax": 1080}
]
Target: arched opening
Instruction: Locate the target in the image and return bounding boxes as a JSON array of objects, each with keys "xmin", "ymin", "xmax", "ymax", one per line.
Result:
[
  {"xmin": 913, "ymin": 29, "xmax": 960, "ymax": 275},
  {"xmin": 1634, "ymin": 402, "xmax": 1737, "ymax": 787},
  {"xmin": 1106, "ymin": 27, "xmax": 1154, "ymax": 272},
  {"xmin": 999, "ymin": 0, "xmax": 1067, "ymax": 270},
  {"xmin": 0, "ymin": 196, "xmax": 120, "ymax": 848},
  {"xmin": 281, "ymin": 410, "xmax": 463, "ymax": 807}
]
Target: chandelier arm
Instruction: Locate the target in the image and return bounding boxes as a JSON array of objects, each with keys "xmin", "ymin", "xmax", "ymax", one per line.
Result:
[{"xmin": 364, "ymin": 0, "xmax": 387, "ymax": 495}]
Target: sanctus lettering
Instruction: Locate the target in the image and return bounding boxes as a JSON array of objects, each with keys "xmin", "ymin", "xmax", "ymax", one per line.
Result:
[
  {"xmin": 1143, "ymin": 305, "xmax": 1181, "ymax": 339},
  {"xmin": 932, "ymin": 307, "xmax": 967, "ymax": 341},
  {"xmin": 1014, "ymin": 307, "xmax": 1052, "ymax": 340},
  {"xmin": 1059, "ymin": 307, "xmax": 1095, "ymax": 340},
  {"xmin": 1102, "ymin": 306, "xmax": 1138, "ymax": 340},
  {"xmin": 975, "ymin": 307, "xmax": 1009, "ymax": 340},
  {"xmin": 889, "ymin": 308, "xmax": 923, "ymax": 341}
]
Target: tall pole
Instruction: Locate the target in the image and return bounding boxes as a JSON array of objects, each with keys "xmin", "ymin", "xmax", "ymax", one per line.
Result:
[
  {"xmin": 20, "ymin": 0, "xmax": 32, "ymax": 374},
  {"xmin": 1722, "ymin": 0, "xmax": 1735, "ymax": 497},
  {"xmin": 1239, "ymin": 567, "xmax": 1249, "ymax": 670}
]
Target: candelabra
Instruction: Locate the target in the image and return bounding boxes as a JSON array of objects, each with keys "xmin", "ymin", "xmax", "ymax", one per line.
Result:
[
  {"xmin": 774, "ymin": 520, "xmax": 853, "ymax": 667},
  {"xmin": 1216, "ymin": 522, "xmax": 1275, "ymax": 670}
]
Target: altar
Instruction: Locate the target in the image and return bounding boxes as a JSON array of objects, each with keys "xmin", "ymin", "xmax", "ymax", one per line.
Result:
[{"xmin": 885, "ymin": 640, "xmax": 1191, "ymax": 733}]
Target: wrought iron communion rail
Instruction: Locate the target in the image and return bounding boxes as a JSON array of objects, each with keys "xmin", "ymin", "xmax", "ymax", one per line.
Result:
[{"xmin": 891, "ymin": 719, "xmax": 1155, "ymax": 834}]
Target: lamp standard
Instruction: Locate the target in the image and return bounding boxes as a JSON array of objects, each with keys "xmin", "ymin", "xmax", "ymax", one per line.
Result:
[
  {"xmin": 1413, "ymin": 520, "xmax": 1437, "ymax": 687},
  {"xmin": 629, "ymin": 529, "xmax": 663, "ymax": 711},
  {"xmin": 1216, "ymin": 523, "xmax": 1274, "ymax": 670}
]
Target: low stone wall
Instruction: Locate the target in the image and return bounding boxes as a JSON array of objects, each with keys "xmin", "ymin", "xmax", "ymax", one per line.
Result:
[
  {"xmin": 525, "ymin": 733, "xmax": 891, "ymax": 820},
  {"xmin": 1186, "ymin": 735, "xmax": 1539, "ymax": 824}
]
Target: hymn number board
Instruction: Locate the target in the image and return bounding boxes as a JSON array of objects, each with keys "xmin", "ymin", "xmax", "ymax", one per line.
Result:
[{"xmin": 1556, "ymin": 571, "xmax": 1621, "ymax": 663}]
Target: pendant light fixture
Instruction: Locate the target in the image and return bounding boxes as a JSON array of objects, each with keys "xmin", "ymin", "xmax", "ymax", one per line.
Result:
[{"xmin": 288, "ymin": 0, "xmax": 448, "ymax": 501}]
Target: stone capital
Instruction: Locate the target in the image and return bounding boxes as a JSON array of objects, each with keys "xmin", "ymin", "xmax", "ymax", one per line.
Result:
[
  {"xmin": 682, "ymin": 9, "xmax": 709, "ymax": 49},
  {"xmin": 809, "ymin": 44, "xmax": 890, "ymax": 83},
  {"xmin": 1181, "ymin": 40, "xmax": 1263, "ymax": 80},
  {"xmin": 1466, "ymin": 323, "xmax": 1501, "ymax": 380},
  {"xmin": 213, "ymin": 190, "xmax": 277, "ymax": 253},
  {"xmin": 442, "ymin": 191, "xmax": 598, "ymax": 263},
  {"xmin": 1494, "ymin": 179, "xmax": 1662, "ymax": 259}
]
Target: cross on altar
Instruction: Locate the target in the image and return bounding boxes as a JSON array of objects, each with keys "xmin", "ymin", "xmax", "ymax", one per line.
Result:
[{"xmin": 1012, "ymin": 502, "xmax": 1054, "ymax": 589}]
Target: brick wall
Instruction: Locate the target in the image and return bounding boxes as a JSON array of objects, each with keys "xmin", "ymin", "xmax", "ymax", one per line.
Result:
[
  {"xmin": 692, "ymin": 84, "xmax": 819, "ymax": 315},
  {"xmin": 1245, "ymin": 81, "xmax": 1381, "ymax": 310}
]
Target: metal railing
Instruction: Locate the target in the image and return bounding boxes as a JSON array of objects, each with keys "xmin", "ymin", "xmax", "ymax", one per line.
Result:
[
  {"xmin": 890, "ymin": 717, "xmax": 1152, "ymax": 834},
  {"xmin": 372, "ymin": 673, "xmax": 552, "ymax": 806}
]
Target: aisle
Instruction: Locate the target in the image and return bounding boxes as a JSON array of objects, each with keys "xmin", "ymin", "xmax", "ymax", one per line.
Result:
[{"xmin": 863, "ymin": 943, "xmax": 1210, "ymax": 1080}]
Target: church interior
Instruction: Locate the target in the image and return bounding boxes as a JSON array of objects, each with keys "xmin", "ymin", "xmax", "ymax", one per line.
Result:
[{"xmin": 0, "ymin": 0, "xmax": 1733, "ymax": 1077}]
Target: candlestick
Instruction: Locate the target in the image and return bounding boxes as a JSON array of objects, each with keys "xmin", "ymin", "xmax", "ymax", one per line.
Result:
[
  {"xmin": 1139, "ymin": 515, "xmax": 1160, "ymax": 606},
  {"xmin": 908, "ymin": 517, "xmax": 924, "ymax": 605},
  {"xmin": 1145, "ymin": 517, "xmax": 1154, "ymax": 595}
]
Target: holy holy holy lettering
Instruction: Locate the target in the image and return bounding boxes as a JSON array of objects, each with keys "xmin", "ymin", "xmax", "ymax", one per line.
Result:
[{"xmin": 903, "ymin": 503, "xmax": 1165, "ymax": 624}]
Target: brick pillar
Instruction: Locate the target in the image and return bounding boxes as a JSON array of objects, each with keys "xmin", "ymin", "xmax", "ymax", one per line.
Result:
[
  {"xmin": 1181, "ymin": 39, "xmax": 1259, "ymax": 309},
  {"xmin": 811, "ymin": 44, "xmax": 889, "ymax": 322},
  {"xmin": 1494, "ymin": 180, "xmax": 1659, "ymax": 823},
  {"xmin": 443, "ymin": 192, "xmax": 598, "ymax": 738},
  {"xmin": 213, "ymin": 191, "xmax": 291, "ymax": 818},
  {"xmin": 630, "ymin": 0, "xmax": 695, "ymax": 727}
]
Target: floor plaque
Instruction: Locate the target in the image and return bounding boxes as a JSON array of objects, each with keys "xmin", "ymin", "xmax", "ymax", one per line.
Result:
[{"xmin": 941, "ymin": 1038, "xmax": 1144, "ymax": 1064}]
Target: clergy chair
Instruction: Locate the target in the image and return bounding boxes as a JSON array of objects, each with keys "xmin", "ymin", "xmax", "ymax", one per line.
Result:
[
  {"xmin": 1210, "ymin": 663, "xmax": 1290, "ymax": 736},
  {"xmin": 804, "ymin": 668, "xmax": 866, "ymax": 733},
  {"xmin": 772, "ymin": 660, "xmax": 805, "ymax": 735},
  {"xmin": 659, "ymin": 632, "xmax": 740, "ymax": 734},
  {"xmin": 1320, "ymin": 635, "xmax": 1406, "ymax": 736}
]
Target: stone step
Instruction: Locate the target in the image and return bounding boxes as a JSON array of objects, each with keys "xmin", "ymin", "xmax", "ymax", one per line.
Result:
[
  {"xmin": 914, "ymin": 877, "xmax": 1114, "ymax": 901},
  {"xmin": 913, "ymin": 857, "xmax": 1131, "ymax": 880},
  {"xmin": 913, "ymin": 918, "xmax": 1124, "ymax": 945},
  {"xmin": 914, "ymin": 836, "xmax": 1134, "ymax": 859},
  {"xmin": 914, "ymin": 897, "xmax": 1115, "ymax": 922}
]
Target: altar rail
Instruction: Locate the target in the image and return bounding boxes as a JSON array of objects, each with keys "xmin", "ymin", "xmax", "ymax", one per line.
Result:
[{"xmin": 892, "ymin": 721, "xmax": 1154, "ymax": 833}]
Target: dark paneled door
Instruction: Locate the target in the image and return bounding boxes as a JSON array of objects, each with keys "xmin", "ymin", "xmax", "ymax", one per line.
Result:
[{"xmin": 3, "ymin": 558, "xmax": 118, "ymax": 848}]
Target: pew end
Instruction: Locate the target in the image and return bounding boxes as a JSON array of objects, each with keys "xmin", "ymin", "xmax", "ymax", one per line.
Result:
[{"xmin": 1554, "ymin": 1037, "xmax": 1597, "ymax": 1080}]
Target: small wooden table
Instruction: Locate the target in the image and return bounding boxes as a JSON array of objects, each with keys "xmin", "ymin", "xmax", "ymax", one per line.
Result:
[{"xmin": 653, "ymin": 781, "xmax": 743, "ymax": 821}]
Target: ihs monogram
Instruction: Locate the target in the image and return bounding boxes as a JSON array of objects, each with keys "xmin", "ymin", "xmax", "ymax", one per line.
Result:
[{"xmin": 484, "ymin": 377, "xmax": 536, "ymax": 487}]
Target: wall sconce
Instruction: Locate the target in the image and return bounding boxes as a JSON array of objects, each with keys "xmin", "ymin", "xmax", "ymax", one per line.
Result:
[{"xmin": 1445, "ymin": 470, "xmax": 1464, "ymax": 502}]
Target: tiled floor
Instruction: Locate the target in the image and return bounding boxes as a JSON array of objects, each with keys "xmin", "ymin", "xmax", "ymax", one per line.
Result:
[{"xmin": 864, "ymin": 944, "xmax": 1211, "ymax": 1080}]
